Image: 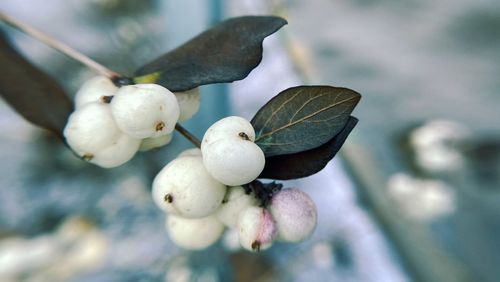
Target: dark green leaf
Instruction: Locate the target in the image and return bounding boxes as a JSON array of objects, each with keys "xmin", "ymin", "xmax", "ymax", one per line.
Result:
[
  {"xmin": 134, "ymin": 16, "xmax": 287, "ymax": 91},
  {"xmin": 0, "ymin": 31, "xmax": 73, "ymax": 138},
  {"xmin": 259, "ymin": 116, "xmax": 358, "ymax": 180},
  {"xmin": 251, "ymin": 86, "xmax": 361, "ymax": 157}
]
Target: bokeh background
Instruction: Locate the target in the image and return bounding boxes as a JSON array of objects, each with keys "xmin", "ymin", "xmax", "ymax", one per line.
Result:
[{"xmin": 1, "ymin": 0, "xmax": 499, "ymax": 281}]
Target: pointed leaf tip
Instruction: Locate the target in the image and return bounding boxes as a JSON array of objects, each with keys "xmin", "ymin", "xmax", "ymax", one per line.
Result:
[
  {"xmin": 259, "ymin": 116, "xmax": 358, "ymax": 180},
  {"xmin": 134, "ymin": 16, "xmax": 287, "ymax": 92},
  {"xmin": 251, "ymin": 85, "xmax": 361, "ymax": 157}
]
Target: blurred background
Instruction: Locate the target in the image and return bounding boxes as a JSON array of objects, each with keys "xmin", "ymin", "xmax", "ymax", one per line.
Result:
[{"xmin": 1, "ymin": 0, "xmax": 499, "ymax": 281}]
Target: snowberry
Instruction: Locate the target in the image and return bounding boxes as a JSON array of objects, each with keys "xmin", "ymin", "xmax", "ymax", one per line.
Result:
[
  {"xmin": 63, "ymin": 102, "xmax": 140, "ymax": 168},
  {"xmin": 269, "ymin": 188, "xmax": 317, "ymax": 242},
  {"xmin": 152, "ymin": 155, "xmax": 226, "ymax": 218},
  {"xmin": 90, "ymin": 133, "xmax": 141, "ymax": 168},
  {"xmin": 202, "ymin": 139, "xmax": 265, "ymax": 186},
  {"xmin": 237, "ymin": 206, "xmax": 277, "ymax": 252},
  {"xmin": 177, "ymin": 147, "xmax": 202, "ymax": 158},
  {"xmin": 201, "ymin": 116, "xmax": 265, "ymax": 186},
  {"xmin": 202, "ymin": 116, "xmax": 255, "ymax": 146},
  {"xmin": 64, "ymin": 103, "xmax": 119, "ymax": 152},
  {"xmin": 216, "ymin": 186, "xmax": 258, "ymax": 227},
  {"xmin": 174, "ymin": 87, "xmax": 200, "ymax": 122},
  {"xmin": 110, "ymin": 84, "xmax": 180, "ymax": 139},
  {"xmin": 139, "ymin": 134, "xmax": 172, "ymax": 152},
  {"xmin": 166, "ymin": 214, "xmax": 224, "ymax": 250},
  {"xmin": 74, "ymin": 76, "xmax": 118, "ymax": 108}
]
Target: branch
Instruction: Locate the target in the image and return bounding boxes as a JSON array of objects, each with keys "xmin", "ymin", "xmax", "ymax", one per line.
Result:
[
  {"xmin": 0, "ymin": 11, "xmax": 120, "ymax": 79},
  {"xmin": 175, "ymin": 123, "xmax": 201, "ymax": 148},
  {"xmin": 1, "ymin": 11, "xmax": 204, "ymax": 148}
]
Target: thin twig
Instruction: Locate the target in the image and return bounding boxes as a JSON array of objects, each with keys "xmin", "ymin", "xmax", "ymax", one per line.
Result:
[
  {"xmin": 175, "ymin": 123, "xmax": 201, "ymax": 148},
  {"xmin": 0, "ymin": 11, "xmax": 120, "ymax": 79},
  {"xmin": 1, "ymin": 11, "xmax": 204, "ymax": 147}
]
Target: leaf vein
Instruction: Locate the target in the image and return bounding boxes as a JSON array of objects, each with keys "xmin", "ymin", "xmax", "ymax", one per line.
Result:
[
  {"xmin": 255, "ymin": 95, "xmax": 358, "ymax": 141},
  {"xmin": 259, "ymin": 88, "xmax": 305, "ymax": 131},
  {"xmin": 288, "ymin": 90, "xmax": 331, "ymax": 122}
]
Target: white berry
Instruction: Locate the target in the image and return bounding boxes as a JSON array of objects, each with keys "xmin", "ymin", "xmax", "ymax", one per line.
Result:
[
  {"xmin": 203, "ymin": 139, "xmax": 265, "ymax": 186},
  {"xmin": 238, "ymin": 206, "xmax": 277, "ymax": 252},
  {"xmin": 270, "ymin": 188, "xmax": 317, "ymax": 242},
  {"xmin": 152, "ymin": 155, "xmax": 226, "ymax": 218},
  {"xmin": 64, "ymin": 103, "xmax": 119, "ymax": 151},
  {"xmin": 216, "ymin": 186, "xmax": 258, "ymax": 227},
  {"xmin": 110, "ymin": 84, "xmax": 180, "ymax": 139},
  {"xmin": 174, "ymin": 87, "xmax": 200, "ymax": 122},
  {"xmin": 63, "ymin": 103, "xmax": 140, "ymax": 167},
  {"xmin": 91, "ymin": 133, "xmax": 141, "ymax": 168},
  {"xmin": 166, "ymin": 214, "xmax": 224, "ymax": 250},
  {"xmin": 74, "ymin": 76, "xmax": 118, "ymax": 108},
  {"xmin": 177, "ymin": 148, "xmax": 202, "ymax": 158},
  {"xmin": 202, "ymin": 116, "xmax": 255, "ymax": 146},
  {"xmin": 139, "ymin": 134, "xmax": 172, "ymax": 152},
  {"xmin": 201, "ymin": 116, "xmax": 265, "ymax": 186}
]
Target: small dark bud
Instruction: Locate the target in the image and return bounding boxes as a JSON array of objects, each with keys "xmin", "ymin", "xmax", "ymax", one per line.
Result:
[
  {"xmin": 155, "ymin": 121, "xmax": 165, "ymax": 132},
  {"xmin": 238, "ymin": 132, "xmax": 250, "ymax": 141},
  {"xmin": 164, "ymin": 194, "xmax": 173, "ymax": 203},
  {"xmin": 82, "ymin": 153, "xmax": 94, "ymax": 161},
  {"xmin": 251, "ymin": 241, "xmax": 261, "ymax": 251},
  {"xmin": 100, "ymin": 95, "xmax": 114, "ymax": 104}
]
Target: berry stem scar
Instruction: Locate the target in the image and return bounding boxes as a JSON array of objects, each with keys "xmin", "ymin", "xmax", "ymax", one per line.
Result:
[{"xmin": 238, "ymin": 132, "xmax": 250, "ymax": 140}]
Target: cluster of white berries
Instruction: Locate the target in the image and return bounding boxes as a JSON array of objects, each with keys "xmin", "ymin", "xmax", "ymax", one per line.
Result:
[
  {"xmin": 63, "ymin": 76, "xmax": 200, "ymax": 167},
  {"xmin": 64, "ymin": 77, "xmax": 318, "ymax": 251},
  {"xmin": 152, "ymin": 116, "xmax": 318, "ymax": 251}
]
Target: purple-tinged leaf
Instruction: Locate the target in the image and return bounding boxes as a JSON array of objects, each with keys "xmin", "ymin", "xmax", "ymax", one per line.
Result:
[
  {"xmin": 134, "ymin": 16, "xmax": 287, "ymax": 91},
  {"xmin": 259, "ymin": 116, "xmax": 358, "ymax": 180},
  {"xmin": 252, "ymin": 86, "xmax": 360, "ymax": 157},
  {"xmin": 0, "ymin": 31, "xmax": 72, "ymax": 138}
]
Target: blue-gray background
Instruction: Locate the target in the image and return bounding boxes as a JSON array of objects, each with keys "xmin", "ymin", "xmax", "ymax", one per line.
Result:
[{"xmin": 1, "ymin": 0, "xmax": 499, "ymax": 281}]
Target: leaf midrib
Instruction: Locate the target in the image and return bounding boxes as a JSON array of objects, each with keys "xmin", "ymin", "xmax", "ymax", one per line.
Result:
[{"xmin": 255, "ymin": 95, "xmax": 358, "ymax": 142}]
